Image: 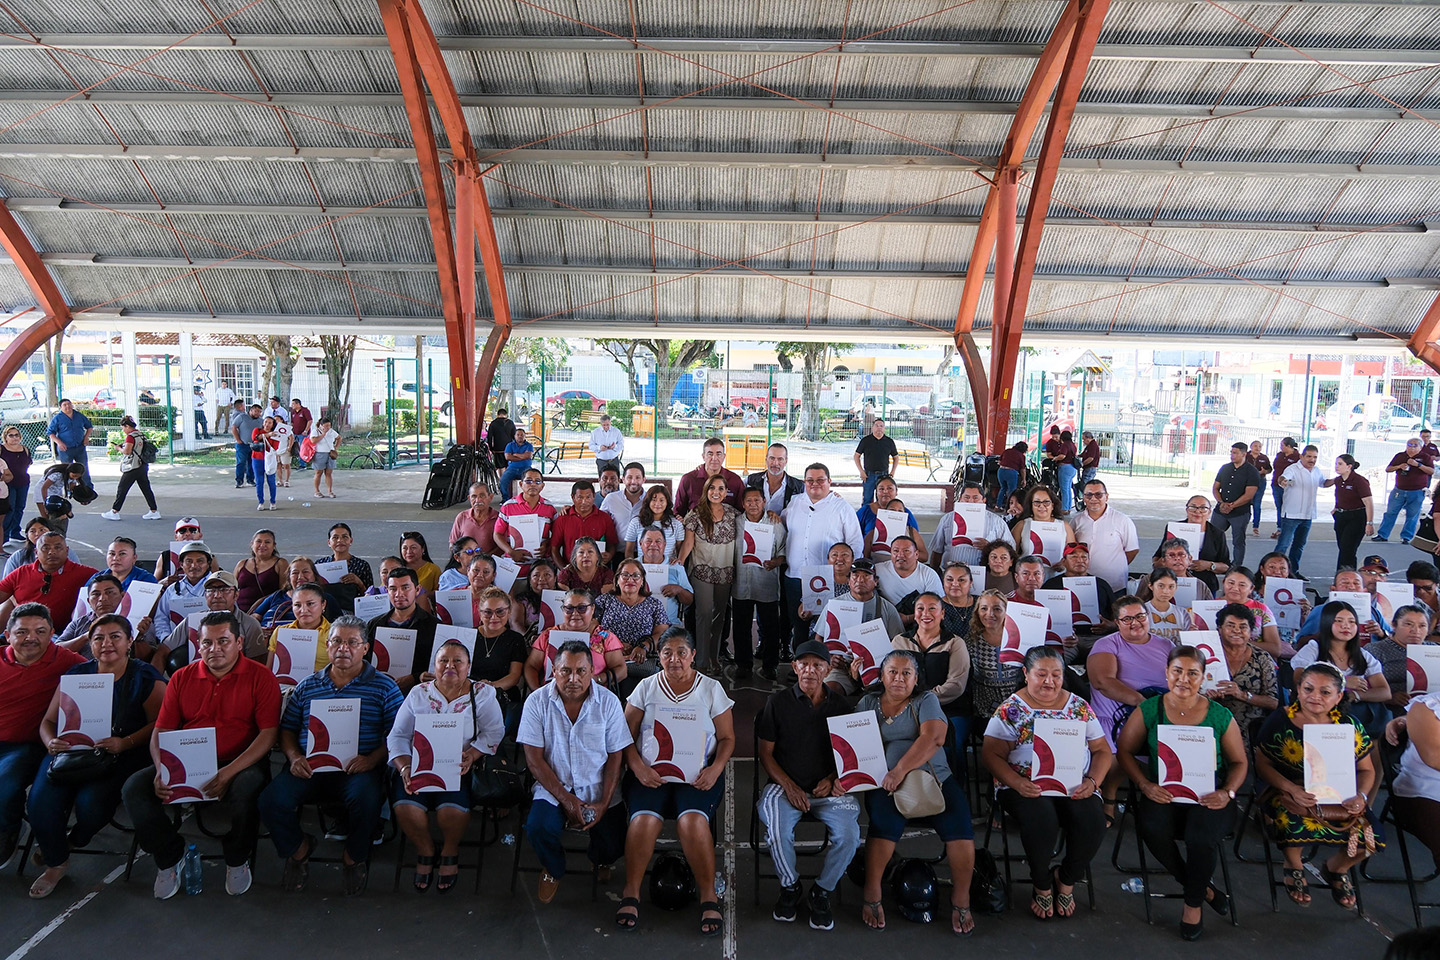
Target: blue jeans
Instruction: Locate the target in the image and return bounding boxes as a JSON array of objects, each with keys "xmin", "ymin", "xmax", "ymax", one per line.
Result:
[
  {"xmin": 861, "ymin": 470, "xmax": 883, "ymax": 507},
  {"xmin": 1378, "ymin": 486, "xmax": 1426, "ymax": 541},
  {"xmin": 235, "ymin": 442, "xmax": 252, "ymax": 484},
  {"xmin": 498, "ymin": 464, "xmax": 529, "ymax": 499},
  {"xmin": 1276, "ymin": 518, "xmax": 1312, "ymax": 570},
  {"xmin": 0, "ymin": 741, "xmax": 43, "ymax": 835},
  {"xmin": 27, "ymin": 751, "xmax": 141, "ymax": 867},
  {"xmin": 523, "ymin": 798, "xmax": 627, "ymax": 879},
  {"xmin": 997, "ymin": 467, "xmax": 1019, "ymax": 508},
  {"xmin": 756, "ymin": 784, "xmax": 862, "ymax": 891},
  {"xmin": 1251, "ymin": 494, "xmax": 1264, "ymax": 529},
  {"xmin": 1057, "ymin": 463, "xmax": 1078, "ymax": 512},
  {"xmin": 252, "ymin": 459, "xmax": 275, "ymax": 504},
  {"xmin": 4, "ymin": 480, "xmax": 28, "ymax": 542},
  {"xmin": 57, "ymin": 444, "xmax": 89, "ymax": 484},
  {"xmin": 259, "ymin": 767, "xmax": 386, "ymax": 866},
  {"xmin": 1271, "ymin": 483, "xmax": 1284, "ymax": 524}
]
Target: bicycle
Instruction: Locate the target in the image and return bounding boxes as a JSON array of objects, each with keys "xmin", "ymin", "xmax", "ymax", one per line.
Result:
[{"xmin": 346, "ymin": 432, "xmax": 386, "ymax": 470}]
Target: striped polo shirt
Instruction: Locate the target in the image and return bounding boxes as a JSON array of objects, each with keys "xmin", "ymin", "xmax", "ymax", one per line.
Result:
[{"xmin": 282, "ymin": 661, "xmax": 402, "ymax": 754}]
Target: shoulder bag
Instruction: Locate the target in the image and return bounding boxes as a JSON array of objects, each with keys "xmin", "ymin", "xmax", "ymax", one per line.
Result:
[{"xmin": 892, "ymin": 699, "xmax": 946, "ymax": 818}]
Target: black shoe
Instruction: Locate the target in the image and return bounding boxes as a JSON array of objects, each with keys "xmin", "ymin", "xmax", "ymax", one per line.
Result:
[
  {"xmin": 1402, "ymin": 538, "xmax": 1413, "ymax": 544},
  {"xmin": 808, "ymin": 885, "xmax": 835, "ymax": 930},
  {"xmin": 773, "ymin": 882, "xmax": 803, "ymax": 922},
  {"xmin": 343, "ymin": 860, "xmax": 369, "ymax": 897},
  {"xmin": 1205, "ymin": 886, "xmax": 1230, "ymax": 916},
  {"xmin": 1372, "ymin": 536, "xmax": 1389, "ymax": 543},
  {"xmin": 1180, "ymin": 918, "xmax": 1204, "ymax": 941},
  {"xmin": 758, "ymin": 666, "xmax": 778, "ymax": 681},
  {"xmin": 778, "ymin": 651, "xmax": 793, "ymax": 663},
  {"xmin": 235, "ymin": 481, "xmax": 244, "ymax": 489}
]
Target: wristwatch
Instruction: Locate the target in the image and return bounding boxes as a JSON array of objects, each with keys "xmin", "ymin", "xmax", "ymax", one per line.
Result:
[{"xmin": 1227, "ymin": 789, "xmax": 1236, "ymax": 800}]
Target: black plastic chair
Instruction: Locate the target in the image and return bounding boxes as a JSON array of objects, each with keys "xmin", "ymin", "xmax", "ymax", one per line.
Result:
[
  {"xmin": 984, "ymin": 789, "xmax": 1096, "ymax": 912},
  {"xmin": 1119, "ymin": 782, "xmax": 1240, "ymax": 928}
]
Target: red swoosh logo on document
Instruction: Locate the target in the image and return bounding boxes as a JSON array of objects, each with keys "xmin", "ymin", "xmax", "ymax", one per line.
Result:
[
  {"xmin": 159, "ymin": 748, "xmax": 205, "ymax": 801},
  {"xmin": 1157, "ymin": 741, "xmax": 1201, "ymax": 802},
  {"xmin": 743, "ymin": 531, "xmax": 760, "ymax": 565},
  {"xmin": 56, "ymin": 692, "xmax": 94, "ymax": 746},
  {"xmin": 829, "ymin": 733, "xmax": 878, "ymax": 792},
  {"xmin": 1000, "ymin": 616, "xmax": 1025, "ymax": 665},
  {"xmin": 407, "ymin": 731, "xmax": 448, "ymax": 791},
  {"xmin": 1408, "ymin": 661, "xmax": 1429, "ymax": 695},
  {"xmin": 273, "ymin": 643, "xmax": 297, "ymax": 685}
]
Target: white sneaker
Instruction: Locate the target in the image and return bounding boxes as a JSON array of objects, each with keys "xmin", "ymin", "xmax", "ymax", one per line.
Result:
[
  {"xmin": 257, "ymin": 503, "xmax": 266, "ymax": 511},
  {"xmin": 100, "ymin": 510, "xmax": 121, "ymax": 521},
  {"xmin": 143, "ymin": 511, "xmax": 162, "ymax": 520},
  {"xmin": 267, "ymin": 503, "xmax": 276, "ymax": 511},
  {"xmin": 225, "ymin": 863, "xmax": 252, "ymax": 896},
  {"xmin": 153, "ymin": 865, "xmax": 180, "ymax": 900}
]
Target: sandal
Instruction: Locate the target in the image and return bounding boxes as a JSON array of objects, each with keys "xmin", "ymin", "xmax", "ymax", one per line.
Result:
[
  {"xmin": 951, "ymin": 904, "xmax": 975, "ymax": 937},
  {"xmin": 699, "ymin": 900, "xmax": 722, "ymax": 938},
  {"xmin": 1030, "ymin": 887, "xmax": 1054, "ymax": 920},
  {"xmin": 436, "ymin": 855, "xmax": 460, "ymax": 894},
  {"xmin": 1053, "ymin": 869, "xmax": 1076, "ymax": 918},
  {"xmin": 1321, "ymin": 863, "xmax": 1356, "ymax": 909},
  {"xmin": 863, "ymin": 900, "xmax": 886, "ymax": 930},
  {"xmin": 1283, "ymin": 867, "xmax": 1311, "ymax": 906},
  {"xmin": 615, "ymin": 896, "xmax": 640, "ymax": 930},
  {"xmin": 1103, "ymin": 800, "xmax": 1117, "ymax": 829},
  {"xmin": 412, "ymin": 854, "xmax": 435, "ymax": 892}
]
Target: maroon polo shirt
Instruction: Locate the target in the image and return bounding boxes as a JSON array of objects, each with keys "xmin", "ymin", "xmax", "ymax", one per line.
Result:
[
  {"xmin": 673, "ymin": 466, "xmax": 744, "ymax": 517},
  {"xmin": 1389, "ymin": 451, "xmax": 1434, "ymax": 491},
  {"xmin": 1333, "ymin": 473, "xmax": 1373, "ymax": 511}
]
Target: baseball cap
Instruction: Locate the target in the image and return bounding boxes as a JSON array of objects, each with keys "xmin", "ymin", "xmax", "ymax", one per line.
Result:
[
  {"xmin": 1361, "ymin": 555, "xmax": 1389, "ymax": 574},
  {"xmin": 793, "ymin": 639, "xmax": 832, "ymax": 664},
  {"xmin": 174, "ymin": 517, "xmax": 202, "ymax": 533},
  {"xmin": 178, "ymin": 541, "xmax": 213, "ymax": 559},
  {"xmin": 204, "ymin": 571, "xmax": 239, "ymax": 589},
  {"xmin": 850, "ymin": 559, "xmax": 877, "ymax": 575},
  {"xmin": 1062, "ymin": 542, "xmax": 1090, "ymax": 557}
]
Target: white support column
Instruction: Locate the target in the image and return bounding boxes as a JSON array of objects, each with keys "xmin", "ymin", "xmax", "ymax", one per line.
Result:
[
  {"xmin": 120, "ymin": 331, "xmax": 138, "ymax": 415},
  {"xmin": 178, "ymin": 331, "xmax": 195, "ymax": 452}
]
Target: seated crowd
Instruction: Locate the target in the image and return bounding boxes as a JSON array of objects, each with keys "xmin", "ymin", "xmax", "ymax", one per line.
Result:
[{"xmin": 0, "ymin": 440, "xmax": 1438, "ymax": 943}]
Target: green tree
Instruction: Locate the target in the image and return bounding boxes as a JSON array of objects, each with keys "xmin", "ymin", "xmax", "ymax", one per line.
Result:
[
  {"xmin": 594, "ymin": 339, "xmax": 644, "ymax": 402},
  {"xmin": 232, "ymin": 335, "xmax": 297, "ymax": 403},
  {"xmin": 499, "ymin": 336, "xmax": 572, "ymax": 413},
  {"xmin": 777, "ymin": 341, "xmax": 854, "ymax": 440},
  {"xmin": 317, "ymin": 335, "xmax": 358, "ymax": 428},
  {"xmin": 636, "ymin": 339, "xmax": 717, "ymax": 429}
]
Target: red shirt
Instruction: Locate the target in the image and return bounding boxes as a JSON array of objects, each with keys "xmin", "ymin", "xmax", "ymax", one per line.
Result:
[
  {"xmin": 0, "ymin": 560, "xmax": 99, "ymax": 631},
  {"xmin": 290, "ymin": 406, "xmax": 312, "ymax": 438},
  {"xmin": 156, "ymin": 655, "xmax": 281, "ymax": 765},
  {"xmin": 1080, "ymin": 440, "xmax": 1101, "ymax": 469},
  {"xmin": 673, "ymin": 466, "xmax": 744, "ymax": 517},
  {"xmin": 0, "ymin": 642, "xmax": 86, "ymax": 742},
  {"xmin": 494, "ymin": 497, "xmax": 558, "ymax": 576},
  {"xmin": 550, "ymin": 508, "xmax": 619, "ymax": 565},
  {"xmin": 1332, "ymin": 473, "xmax": 1373, "ymax": 512},
  {"xmin": 1389, "ymin": 451, "xmax": 1434, "ymax": 491},
  {"xmin": 999, "ymin": 448, "xmax": 1026, "ymax": 472}
]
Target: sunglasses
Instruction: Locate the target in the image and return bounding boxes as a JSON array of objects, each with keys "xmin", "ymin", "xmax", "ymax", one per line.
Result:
[{"xmin": 561, "ymin": 604, "xmax": 593, "ymax": 614}]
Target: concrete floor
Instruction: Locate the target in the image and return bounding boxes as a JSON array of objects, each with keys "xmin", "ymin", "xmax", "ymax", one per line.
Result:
[{"xmin": 2, "ymin": 456, "xmax": 1429, "ymax": 958}]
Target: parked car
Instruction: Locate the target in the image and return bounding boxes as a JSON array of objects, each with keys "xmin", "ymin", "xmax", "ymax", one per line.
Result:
[
  {"xmin": 851, "ymin": 395, "xmax": 914, "ymax": 418},
  {"xmin": 83, "ymin": 388, "xmax": 119, "ymax": 409},
  {"xmin": 396, "ymin": 381, "xmax": 453, "ymax": 417},
  {"xmin": 545, "ymin": 389, "xmax": 606, "ymax": 412},
  {"xmin": 1315, "ymin": 398, "xmax": 1424, "ymax": 436}
]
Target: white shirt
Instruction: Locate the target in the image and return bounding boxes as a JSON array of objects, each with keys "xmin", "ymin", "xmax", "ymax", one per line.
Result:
[
  {"xmin": 1290, "ymin": 640, "xmax": 1384, "ymax": 679},
  {"xmin": 267, "ymin": 404, "xmax": 290, "ymax": 423},
  {"xmin": 1395, "ymin": 693, "xmax": 1440, "ymax": 799},
  {"xmin": 626, "ymin": 672, "xmax": 734, "ymax": 764},
  {"xmin": 1070, "ymin": 506, "xmax": 1140, "ymax": 593},
  {"xmin": 588, "ymin": 425, "xmax": 624, "ymax": 460},
  {"xmin": 1280, "ymin": 463, "xmax": 1326, "ymax": 521},
  {"xmin": 927, "ymin": 509, "xmax": 1014, "ymax": 566},
  {"xmin": 758, "ymin": 473, "xmax": 791, "ymax": 514},
  {"xmin": 601, "ymin": 489, "xmax": 644, "ymax": 536},
  {"xmin": 310, "ymin": 424, "xmax": 339, "ymax": 453},
  {"xmin": 516, "ymin": 681, "xmax": 632, "ymax": 807},
  {"xmin": 782, "ymin": 491, "xmax": 864, "ymax": 579},
  {"xmin": 215, "ymin": 386, "xmax": 235, "ymax": 407},
  {"xmin": 874, "ymin": 561, "xmax": 943, "ymax": 606},
  {"xmin": 386, "ymin": 680, "xmax": 506, "ymax": 761},
  {"xmin": 152, "ymin": 576, "xmax": 207, "ymax": 644}
]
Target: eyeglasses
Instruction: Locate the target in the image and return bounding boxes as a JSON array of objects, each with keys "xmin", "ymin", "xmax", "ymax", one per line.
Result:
[
  {"xmin": 1082, "ymin": 492, "xmax": 1106, "ymax": 500},
  {"xmin": 401, "ymin": 532, "xmax": 422, "ymax": 541},
  {"xmin": 1032, "ymin": 499, "xmax": 1053, "ymax": 506},
  {"xmin": 204, "ymin": 586, "xmax": 235, "ymax": 594},
  {"xmin": 617, "ymin": 573, "xmax": 644, "ymax": 581},
  {"xmin": 479, "ymin": 609, "xmax": 509, "ymax": 618},
  {"xmin": 561, "ymin": 604, "xmax": 593, "ymax": 614},
  {"xmin": 327, "ymin": 637, "xmax": 367, "ymax": 649},
  {"xmin": 521, "ymin": 478, "xmax": 542, "ymax": 485},
  {"xmin": 1186, "ymin": 503, "xmax": 1210, "ymax": 511},
  {"xmin": 1115, "ymin": 614, "xmax": 1148, "ymax": 625}
]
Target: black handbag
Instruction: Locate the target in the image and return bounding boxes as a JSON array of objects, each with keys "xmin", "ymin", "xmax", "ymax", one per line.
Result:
[
  {"xmin": 471, "ymin": 738, "xmax": 528, "ymax": 808},
  {"xmin": 969, "ymin": 847, "xmax": 1008, "ymax": 914},
  {"xmin": 47, "ymin": 745, "xmax": 118, "ymax": 785}
]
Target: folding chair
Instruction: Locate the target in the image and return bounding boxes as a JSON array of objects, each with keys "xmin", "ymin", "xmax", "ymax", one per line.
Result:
[
  {"xmin": 984, "ymin": 791, "xmax": 1096, "ymax": 911},
  {"xmin": 1121, "ymin": 782, "xmax": 1240, "ymax": 927}
]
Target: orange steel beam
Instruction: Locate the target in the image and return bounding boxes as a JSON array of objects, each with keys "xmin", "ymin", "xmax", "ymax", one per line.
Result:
[
  {"xmin": 1409, "ymin": 295, "xmax": 1440, "ymax": 374},
  {"xmin": 986, "ymin": 0, "xmax": 1110, "ymax": 449},
  {"xmin": 0, "ymin": 201, "xmax": 71, "ymax": 392},
  {"xmin": 954, "ymin": 0, "xmax": 1080, "ymax": 452},
  {"xmin": 381, "ymin": 0, "xmax": 517, "ymax": 445}
]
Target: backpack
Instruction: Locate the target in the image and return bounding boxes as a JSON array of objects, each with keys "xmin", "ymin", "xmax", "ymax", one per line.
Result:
[{"xmin": 140, "ymin": 435, "xmax": 158, "ymax": 464}]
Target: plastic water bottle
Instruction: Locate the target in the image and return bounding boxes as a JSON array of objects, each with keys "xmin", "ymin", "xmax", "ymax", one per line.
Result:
[
  {"xmin": 182, "ymin": 844, "xmax": 203, "ymax": 895},
  {"xmin": 1120, "ymin": 877, "xmax": 1145, "ymax": 894},
  {"xmin": 714, "ymin": 872, "xmax": 727, "ymax": 899}
]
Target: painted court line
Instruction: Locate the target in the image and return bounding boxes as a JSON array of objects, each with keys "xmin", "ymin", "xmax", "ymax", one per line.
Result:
[
  {"xmin": 723, "ymin": 757, "xmax": 737, "ymax": 960},
  {"xmin": 5, "ymin": 862, "xmax": 127, "ymax": 960}
]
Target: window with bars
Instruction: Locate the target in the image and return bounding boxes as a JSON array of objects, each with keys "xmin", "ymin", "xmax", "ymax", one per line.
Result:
[{"xmin": 217, "ymin": 360, "xmax": 257, "ymax": 404}]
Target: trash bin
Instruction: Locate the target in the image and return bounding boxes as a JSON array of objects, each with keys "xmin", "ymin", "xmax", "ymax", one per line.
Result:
[
  {"xmin": 722, "ymin": 428, "xmax": 768, "ymax": 473},
  {"xmin": 632, "ymin": 405, "xmax": 654, "ymax": 438}
]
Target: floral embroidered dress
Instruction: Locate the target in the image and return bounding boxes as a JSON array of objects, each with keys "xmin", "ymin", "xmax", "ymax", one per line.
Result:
[
  {"xmin": 1256, "ymin": 704, "xmax": 1383, "ymax": 850},
  {"xmin": 984, "ymin": 691, "xmax": 1104, "ymax": 787}
]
